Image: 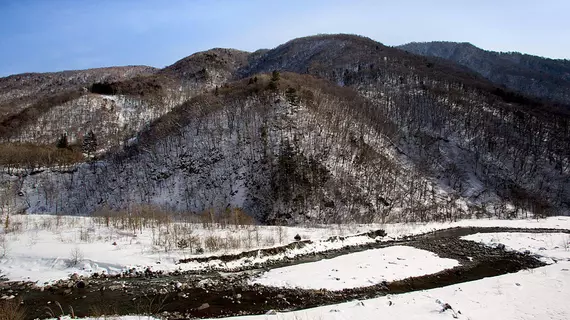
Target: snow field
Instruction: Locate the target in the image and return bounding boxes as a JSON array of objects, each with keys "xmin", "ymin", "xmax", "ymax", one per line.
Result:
[
  {"xmin": 0, "ymin": 214, "xmax": 384, "ymax": 283},
  {"xmin": 250, "ymin": 246, "xmax": 459, "ymax": 290},
  {"xmin": 380, "ymin": 216, "xmax": 570, "ymax": 240},
  {"xmin": 0, "ymin": 214, "xmax": 569, "ymax": 283}
]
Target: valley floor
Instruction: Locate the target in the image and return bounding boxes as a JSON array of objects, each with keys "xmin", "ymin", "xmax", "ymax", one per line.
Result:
[{"xmin": 0, "ymin": 215, "xmax": 568, "ymax": 319}]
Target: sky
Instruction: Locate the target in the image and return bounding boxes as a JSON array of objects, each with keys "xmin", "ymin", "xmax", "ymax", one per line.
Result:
[{"xmin": 0, "ymin": 0, "xmax": 569, "ymax": 76}]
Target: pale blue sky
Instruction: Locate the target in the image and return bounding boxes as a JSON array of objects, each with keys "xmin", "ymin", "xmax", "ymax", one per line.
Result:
[{"xmin": 1, "ymin": 0, "xmax": 568, "ymax": 76}]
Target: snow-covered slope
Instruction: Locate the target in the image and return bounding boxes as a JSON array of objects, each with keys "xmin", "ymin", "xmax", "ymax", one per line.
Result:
[{"xmin": 242, "ymin": 35, "xmax": 570, "ymax": 217}]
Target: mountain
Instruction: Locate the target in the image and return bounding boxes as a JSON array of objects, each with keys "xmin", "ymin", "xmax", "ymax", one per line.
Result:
[
  {"xmin": 398, "ymin": 41, "xmax": 570, "ymax": 106},
  {"xmin": 0, "ymin": 49, "xmax": 251, "ymax": 153},
  {"xmin": 0, "ymin": 34, "xmax": 568, "ymax": 224}
]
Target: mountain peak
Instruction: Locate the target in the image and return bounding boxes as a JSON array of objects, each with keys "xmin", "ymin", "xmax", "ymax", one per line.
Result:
[{"xmin": 160, "ymin": 48, "xmax": 251, "ymax": 81}]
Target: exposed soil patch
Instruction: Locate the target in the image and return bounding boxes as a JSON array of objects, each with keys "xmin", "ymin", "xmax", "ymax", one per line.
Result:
[{"xmin": 2, "ymin": 227, "xmax": 564, "ymax": 319}]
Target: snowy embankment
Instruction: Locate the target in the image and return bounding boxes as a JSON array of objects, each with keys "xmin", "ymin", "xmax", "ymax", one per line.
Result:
[
  {"xmin": 0, "ymin": 214, "xmax": 386, "ymax": 283},
  {"xmin": 250, "ymin": 246, "xmax": 459, "ymax": 290},
  {"xmin": 0, "ymin": 215, "xmax": 569, "ymax": 283}
]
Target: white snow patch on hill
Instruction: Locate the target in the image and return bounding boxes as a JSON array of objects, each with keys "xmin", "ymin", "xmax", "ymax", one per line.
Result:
[{"xmin": 250, "ymin": 246, "xmax": 459, "ymax": 290}]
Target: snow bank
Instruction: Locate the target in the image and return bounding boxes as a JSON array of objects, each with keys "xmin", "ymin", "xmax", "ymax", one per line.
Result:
[
  {"xmin": 250, "ymin": 246, "xmax": 459, "ymax": 290},
  {"xmin": 0, "ymin": 215, "xmax": 382, "ymax": 283},
  {"xmin": 169, "ymin": 234, "xmax": 382, "ymax": 273}
]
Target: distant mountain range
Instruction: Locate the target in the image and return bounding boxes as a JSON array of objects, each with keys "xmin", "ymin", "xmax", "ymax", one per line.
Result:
[
  {"xmin": 398, "ymin": 41, "xmax": 570, "ymax": 106},
  {"xmin": 0, "ymin": 34, "xmax": 568, "ymax": 223}
]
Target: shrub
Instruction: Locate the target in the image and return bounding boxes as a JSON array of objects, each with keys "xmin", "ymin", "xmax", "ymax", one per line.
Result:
[
  {"xmin": 204, "ymin": 235, "xmax": 223, "ymax": 252},
  {"xmin": 68, "ymin": 246, "xmax": 84, "ymax": 267},
  {"xmin": 177, "ymin": 238, "xmax": 189, "ymax": 250}
]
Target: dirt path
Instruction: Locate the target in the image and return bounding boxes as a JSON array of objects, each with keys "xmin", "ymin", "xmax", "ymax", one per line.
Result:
[{"xmin": 3, "ymin": 227, "xmax": 567, "ymax": 319}]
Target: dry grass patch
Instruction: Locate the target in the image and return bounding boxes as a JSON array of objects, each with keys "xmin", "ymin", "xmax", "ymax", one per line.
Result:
[{"xmin": 0, "ymin": 299, "xmax": 25, "ymax": 320}]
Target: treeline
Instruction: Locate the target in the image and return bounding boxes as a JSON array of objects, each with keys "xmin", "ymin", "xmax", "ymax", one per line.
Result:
[{"xmin": 92, "ymin": 205, "xmax": 255, "ymax": 231}]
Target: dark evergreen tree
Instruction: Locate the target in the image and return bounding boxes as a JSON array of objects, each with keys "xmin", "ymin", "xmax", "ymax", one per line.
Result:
[
  {"xmin": 285, "ymin": 87, "xmax": 299, "ymax": 106},
  {"xmin": 271, "ymin": 70, "xmax": 280, "ymax": 82},
  {"xmin": 82, "ymin": 130, "xmax": 97, "ymax": 157},
  {"xmin": 56, "ymin": 133, "xmax": 69, "ymax": 149}
]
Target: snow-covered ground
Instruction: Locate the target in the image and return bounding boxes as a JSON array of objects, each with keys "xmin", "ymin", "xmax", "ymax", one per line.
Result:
[
  {"xmin": 463, "ymin": 232, "xmax": 570, "ymax": 264},
  {"xmin": 210, "ymin": 262, "xmax": 570, "ymax": 320},
  {"xmin": 246, "ymin": 230, "xmax": 570, "ymax": 318},
  {"xmin": 0, "ymin": 214, "xmax": 386, "ymax": 283},
  {"xmin": 250, "ymin": 246, "xmax": 459, "ymax": 290},
  {"xmin": 0, "ymin": 214, "xmax": 569, "ymax": 283},
  {"xmin": 230, "ymin": 230, "xmax": 570, "ymax": 320}
]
